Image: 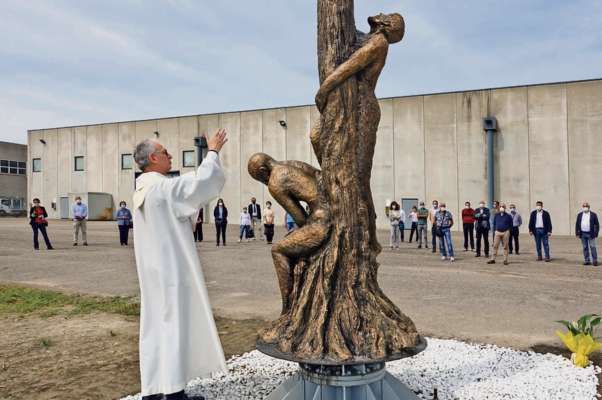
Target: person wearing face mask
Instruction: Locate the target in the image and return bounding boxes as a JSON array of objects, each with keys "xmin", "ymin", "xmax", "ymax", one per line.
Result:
[
  {"xmin": 263, "ymin": 201, "xmax": 275, "ymax": 244},
  {"xmin": 434, "ymin": 202, "xmax": 454, "ymax": 262},
  {"xmin": 508, "ymin": 204, "xmax": 522, "ymax": 255},
  {"xmin": 575, "ymin": 202, "xmax": 599, "ymax": 266},
  {"xmin": 72, "ymin": 196, "xmax": 88, "ymax": 246},
  {"xmin": 29, "ymin": 198, "xmax": 54, "ymax": 250},
  {"xmin": 474, "ymin": 201, "xmax": 491, "ymax": 258},
  {"xmin": 416, "ymin": 201, "xmax": 430, "ymax": 249},
  {"xmin": 214, "ymin": 198, "xmax": 228, "ymax": 247},
  {"xmin": 388, "ymin": 201, "xmax": 402, "ymax": 249},
  {"xmin": 461, "ymin": 201, "xmax": 475, "ymax": 252},
  {"xmin": 429, "ymin": 200, "xmax": 440, "ymax": 253},
  {"xmin": 491, "ymin": 200, "xmax": 500, "ymax": 242},
  {"xmin": 487, "ymin": 203, "xmax": 513, "ymax": 265},
  {"xmin": 116, "ymin": 201, "xmax": 133, "ymax": 246},
  {"xmin": 528, "ymin": 201, "xmax": 552, "ymax": 262}
]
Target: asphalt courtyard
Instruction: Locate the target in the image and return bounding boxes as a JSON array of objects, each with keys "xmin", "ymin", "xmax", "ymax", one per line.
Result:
[{"xmin": 1, "ymin": 217, "xmax": 600, "ymax": 350}]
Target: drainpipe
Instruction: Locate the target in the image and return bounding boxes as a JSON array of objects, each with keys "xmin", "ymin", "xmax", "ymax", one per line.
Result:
[
  {"xmin": 482, "ymin": 117, "xmax": 498, "ymax": 210},
  {"xmin": 193, "ymin": 136, "xmax": 208, "ymax": 166}
]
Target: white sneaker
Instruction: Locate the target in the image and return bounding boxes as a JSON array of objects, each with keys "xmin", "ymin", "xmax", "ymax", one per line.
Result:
[
  {"xmin": 238, "ymin": 239, "xmax": 241, "ymax": 243},
  {"xmin": 450, "ymin": 257, "xmax": 455, "ymax": 262},
  {"xmin": 441, "ymin": 256, "xmax": 447, "ymax": 261}
]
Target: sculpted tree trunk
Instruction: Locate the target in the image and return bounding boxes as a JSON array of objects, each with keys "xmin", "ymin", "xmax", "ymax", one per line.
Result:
[{"xmin": 252, "ymin": 0, "xmax": 419, "ymax": 363}]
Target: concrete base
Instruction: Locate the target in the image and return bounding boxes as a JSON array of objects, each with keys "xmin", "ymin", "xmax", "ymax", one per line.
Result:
[{"xmin": 265, "ymin": 363, "xmax": 420, "ymax": 400}]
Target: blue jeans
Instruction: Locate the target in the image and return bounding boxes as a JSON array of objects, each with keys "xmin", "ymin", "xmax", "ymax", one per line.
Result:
[
  {"xmin": 239, "ymin": 225, "xmax": 250, "ymax": 239},
  {"xmin": 439, "ymin": 228, "xmax": 454, "ymax": 257},
  {"xmin": 580, "ymin": 232, "xmax": 598, "ymax": 263},
  {"xmin": 534, "ymin": 228, "xmax": 550, "ymax": 259}
]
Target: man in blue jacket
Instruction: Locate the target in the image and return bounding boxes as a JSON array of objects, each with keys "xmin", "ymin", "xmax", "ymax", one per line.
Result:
[
  {"xmin": 487, "ymin": 203, "xmax": 513, "ymax": 265},
  {"xmin": 528, "ymin": 200, "xmax": 552, "ymax": 262},
  {"xmin": 575, "ymin": 202, "xmax": 599, "ymax": 266}
]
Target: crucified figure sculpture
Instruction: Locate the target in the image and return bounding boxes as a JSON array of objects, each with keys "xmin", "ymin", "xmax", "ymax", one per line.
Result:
[
  {"xmin": 311, "ymin": 13, "xmax": 405, "ymax": 164},
  {"xmin": 247, "ymin": 153, "xmax": 330, "ymax": 314}
]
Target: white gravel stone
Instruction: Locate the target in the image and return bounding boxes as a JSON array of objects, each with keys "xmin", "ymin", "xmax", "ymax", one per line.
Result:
[{"xmin": 121, "ymin": 337, "xmax": 600, "ymax": 400}]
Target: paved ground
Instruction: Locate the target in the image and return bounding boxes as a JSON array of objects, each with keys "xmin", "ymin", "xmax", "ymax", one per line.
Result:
[{"xmin": 1, "ymin": 217, "xmax": 600, "ymax": 350}]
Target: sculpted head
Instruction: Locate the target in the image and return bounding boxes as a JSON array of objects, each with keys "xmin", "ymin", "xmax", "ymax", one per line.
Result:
[
  {"xmin": 248, "ymin": 153, "xmax": 275, "ymax": 185},
  {"xmin": 368, "ymin": 13, "xmax": 405, "ymax": 44}
]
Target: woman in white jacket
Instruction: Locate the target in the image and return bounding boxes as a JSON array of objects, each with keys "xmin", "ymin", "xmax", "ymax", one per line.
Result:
[{"xmin": 388, "ymin": 201, "xmax": 402, "ymax": 249}]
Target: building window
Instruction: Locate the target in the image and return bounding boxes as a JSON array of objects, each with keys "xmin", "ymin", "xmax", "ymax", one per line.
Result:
[
  {"xmin": 74, "ymin": 156, "xmax": 85, "ymax": 171},
  {"xmin": 1, "ymin": 160, "xmax": 27, "ymax": 175},
  {"xmin": 0, "ymin": 160, "xmax": 7, "ymax": 174},
  {"xmin": 18, "ymin": 162, "xmax": 26, "ymax": 175},
  {"xmin": 182, "ymin": 150, "xmax": 195, "ymax": 167},
  {"xmin": 121, "ymin": 154, "xmax": 133, "ymax": 170},
  {"xmin": 32, "ymin": 158, "xmax": 41, "ymax": 172}
]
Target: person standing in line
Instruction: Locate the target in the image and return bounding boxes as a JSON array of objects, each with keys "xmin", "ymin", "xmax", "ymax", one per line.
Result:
[
  {"xmin": 388, "ymin": 201, "xmax": 402, "ymax": 249},
  {"xmin": 487, "ymin": 203, "xmax": 513, "ymax": 265},
  {"xmin": 248, "ymin": 197, "xmax": 262, "ymax": 240},
  {"xmin": 528, "ymin": 200, "xmax": 552, "ymax": 262},
  {"xmin": 72, "ymin": 196, "xmax": 88, "ymax": 246},
  {"xmin": 490, "ymin": 200, "xmax": 500, "ymax": 242},
  {"xmin": 575, "ymin": 202, "xmax": 599, "ymax": 266},
  {"xmin": 285, "ymin": 212, "xmax": 296, "ymax": 232},
  {"xmin": 461, "ymin": 201, "xmax": 475, "ymax": 252},
  {"xmin": 263, "ymin": 201, "xmax": 275, "ymax": 244},
  {"xmin": 398, "ymin": 204, "xmax": 406, "ymax": 243},
  {"xmin": 213, "ymin": 199, "xmax": 228, "ymax": 247},
  {"xmin": 434, "ymin": 202, "xmax": 454, "ymax": 262},
  {"xmin": 474, "ymin": 201, "xmax": 490, "ymax": 258},
  {"xmin": 416, "ymin": 201, "xmax": 429, "ymax": 249},
  {"xmin": 429, "ymin": 200, "xmax": 440, "ymax": 253},
  {"xmin": 29, "ymin": 198, "xmax": 54, "ymax": 250},
  {"xmin": 408, "ymin": 206, "xmax": 418, "ymax": 243},
  {"xmin": 508, "ymin": 204, "xmax": 522, "ymax": 255},
  {"xmin": 239, "ymin": 207, "xmax": 252, "ymax": 243},
  {"xmin": 194, "ymin": 208, "xmax": 204, "ymax": 242},
  {"xmin": 116, "ymin": 201, "xmax": 133, "ymax": 246}
]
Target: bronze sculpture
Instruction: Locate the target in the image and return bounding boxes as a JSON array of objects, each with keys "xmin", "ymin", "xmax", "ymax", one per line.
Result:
[{"xmin": 248, "ymin": 0, "xmax": 419, "ymax": 364}]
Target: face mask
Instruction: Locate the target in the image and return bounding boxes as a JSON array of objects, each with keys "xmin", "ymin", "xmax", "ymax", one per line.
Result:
[
  {"xmin": 510, "ymin": 208, "xmax": 515, "ymax": 212},
  {"xmin": 440, "ymin": 207, "xmax": 446, "ymax": 212},
  {"xmin": 218, "ymin": 203, "xmax": 223, "ymax": 206},
  {"xmin": 479, "ymin": 204, "xmax": 485, "ymax": 208},
  {"xmin": 583, "ymin": 207, "xmax": 590, "ymax": 212},
  {"xmin": 433, "ymin": 204, "xmax": 438, "ymax": 208},
  {"xmin": 536, "ymin": 206, "xmax": 542, "ymax": 211},
  {"xmin": 34, "ymin": 203, "xmax": 40, "ymax": 207},
  {"xmin": 499, "ymin": 207, "xmax": 505, "ymax": 213},
  {"xmin": 465, "ymin": 205, "xmax": 470, "ymax": 208},
  {"xmin": 121, "ymin": 205, "xmax": 125, "ymax": 208}
]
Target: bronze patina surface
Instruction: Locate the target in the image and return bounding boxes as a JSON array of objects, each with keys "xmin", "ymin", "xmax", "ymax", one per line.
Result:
[{"xmin": 248, "ymin": 0, "xmax": 419, "ymax": 363}]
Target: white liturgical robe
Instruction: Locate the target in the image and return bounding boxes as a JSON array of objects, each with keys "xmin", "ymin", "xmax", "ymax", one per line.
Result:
[{"xmin": 133, "ymin": 151, "xmax": 227, "ymax": 396}]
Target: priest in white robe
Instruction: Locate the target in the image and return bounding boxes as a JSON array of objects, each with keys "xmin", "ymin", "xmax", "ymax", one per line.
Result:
[{"xmin": 132, "ymin": 129, "xmax": 228, "ymax": 400}]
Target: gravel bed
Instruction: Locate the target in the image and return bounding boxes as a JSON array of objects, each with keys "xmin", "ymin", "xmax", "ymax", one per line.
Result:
[{"xmin": 122, "ymin": 338, "xmax": 600, "ymax": 400}]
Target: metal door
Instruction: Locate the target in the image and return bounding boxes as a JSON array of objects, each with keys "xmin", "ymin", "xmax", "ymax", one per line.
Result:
[
  {"xmin": 60, "ymin": 197, "xmax": 70, "ymax": 219},
  {"xmin": 401, "ymin": 198, "xmax": 418, "ymax": 230}
]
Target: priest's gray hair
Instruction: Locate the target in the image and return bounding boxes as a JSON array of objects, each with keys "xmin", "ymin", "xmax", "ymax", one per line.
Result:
[{"xmin": 134, "ymin": 139, "xmax": 157, "ymax": 171}]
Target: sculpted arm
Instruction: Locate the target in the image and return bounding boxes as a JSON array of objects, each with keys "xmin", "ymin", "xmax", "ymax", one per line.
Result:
[
  {"xmin": 269, "ymin": 186, "xmax": 308, "ymax": 227},
  {"xmin": 315, "ymin": 35, "xmax": 387, "ymax": 112}
]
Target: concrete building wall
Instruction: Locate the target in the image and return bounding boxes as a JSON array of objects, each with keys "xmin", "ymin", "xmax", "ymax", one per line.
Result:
[
  {"xmin": 0, "ymin": 141, "xmax": 28, "ymax": 210},
  {"xmin": 27, "ymin": 79, "xmax": 602, "ymax": 234}
]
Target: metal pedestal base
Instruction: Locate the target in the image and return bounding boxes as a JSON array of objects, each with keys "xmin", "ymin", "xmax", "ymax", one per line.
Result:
[{"xmin": 265, "ymin": 362, "xmax": 420, "ymax": 400}]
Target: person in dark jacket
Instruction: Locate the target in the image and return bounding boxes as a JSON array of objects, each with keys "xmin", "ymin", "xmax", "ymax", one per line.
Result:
[
  {"xmin": 474, "ymin": 201, "xmax": 490, "ymax": 257},
  {"xmin": 248, "ymin": 197, "xmax": 262, "ymax": 240},
  {"xmin": 528, "ymin": 200, "xmax": 552, "ymax": 262},
  {"xmin": 461, "ymin": 201, "xmax": 475, "ymax": 251},
  {"xmin": 487, "ymin": 203, "xmax": 513, "ymax": 265},
  {"xmin": 116, "ymin": 201, "xmax": 133, "ymax": 245},
  {"xmin": 29, "ymin": 198, "xmax": 54, "ymax": 250},
  {"xmin": 213, "ymin": 199, "xmax": 228, "ymax": 246},
  {"xmin": 575, "ymin": 202, "xmax": 599, "ymax": 266},
  {"xmin": 194, "ymin": 208, "xmax": 204, "ymax": 242}
]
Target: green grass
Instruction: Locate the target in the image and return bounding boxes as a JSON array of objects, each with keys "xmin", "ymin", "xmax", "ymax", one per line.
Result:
[{"xmin": 0, "ymin": 284, "xmax": 140, "ymax": 317}]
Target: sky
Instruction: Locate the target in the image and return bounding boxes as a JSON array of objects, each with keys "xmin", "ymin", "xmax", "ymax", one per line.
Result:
[{"xmin": 1, "ymin": 0, "xmax": 601, "ymax": 144}]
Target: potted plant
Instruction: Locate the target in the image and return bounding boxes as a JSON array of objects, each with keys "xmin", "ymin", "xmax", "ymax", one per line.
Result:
[{"xmin": 556, "ymin": 313, "xmax": 602, "ymax": 367}]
